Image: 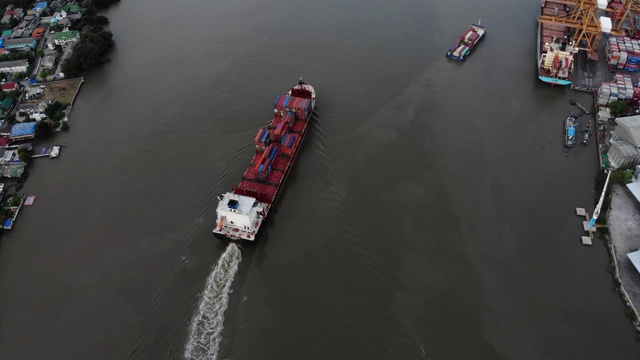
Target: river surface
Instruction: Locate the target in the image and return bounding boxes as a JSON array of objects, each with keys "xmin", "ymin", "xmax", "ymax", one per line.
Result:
[{"xmin": 1, "ymin": 0, "xmax": 639, "ymax": 359}]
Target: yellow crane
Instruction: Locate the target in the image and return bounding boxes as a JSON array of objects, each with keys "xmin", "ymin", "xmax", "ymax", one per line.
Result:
[
  {"xmin": 608, "ymin": 0, "xmax": 640, "ymax": 34},
  {"xmin": 537, "ymin": 0, "xmax": 624, "ymax": 53}
]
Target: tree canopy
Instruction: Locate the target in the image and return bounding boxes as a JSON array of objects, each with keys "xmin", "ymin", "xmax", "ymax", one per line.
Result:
[
  {"xmin": 34, "ymin": 120, "xmax": 54, "ymax": 139},
  {"xmin": 70, "ymin": 15, "xmax": 110, "ymax": 31},
  {"xmin": 45, "ymin": 101, "xmax": 67, "ymax": 121},
  {"xmin": 609, "ymin": 100, "xmax": 628, "ymax": 117},
  {"xmin": 61, "ymin": 26, "xmax": 114, "ymax": 76}
]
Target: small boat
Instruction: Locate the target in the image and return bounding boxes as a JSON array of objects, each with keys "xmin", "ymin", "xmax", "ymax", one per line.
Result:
[
  {"xmin": 446, "ymin": 21, "xmax": 486, "ymax": 61},
  {"xmin": 563, "ymin": 112, "xmax": 577, "ymax": 150},
  {"xmin": 581, "ymin": 120, "xmax": 592, "ymax": 145},
  {"xmin": 49, "ymin": 145, "xmax": 60, "ymax": 158}
]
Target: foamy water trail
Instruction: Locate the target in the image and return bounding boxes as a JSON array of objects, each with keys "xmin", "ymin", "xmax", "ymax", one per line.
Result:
[{"xmin": 184, "ymin": 243, "xmax": 242, "ymax": 360}]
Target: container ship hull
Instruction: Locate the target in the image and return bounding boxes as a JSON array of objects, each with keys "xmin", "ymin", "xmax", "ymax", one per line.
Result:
[
  {"xmin": 213, "ymin": 79, "xmax": 316, "ymax": 241},
  {"xmin": 446, "ymin": 24, "xmax": 486, "ymax": 61},
  {"xmin": 537, "ymin": 1, "xmax": 576, "ymax": 86}
]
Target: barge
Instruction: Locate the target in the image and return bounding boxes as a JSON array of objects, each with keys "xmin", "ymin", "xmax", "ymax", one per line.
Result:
[
  {"xmin": 446, "ymin": 22, "xmax": 486, "ymax": 61},
  {"xmin": 213, "ymin": 79, "xmax": 316, "ymax": 241}
]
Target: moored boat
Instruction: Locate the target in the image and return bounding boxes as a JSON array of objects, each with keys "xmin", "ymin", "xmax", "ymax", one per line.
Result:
[
  {"xmin": 537, "ymin": 1, "xmax": 577, "ymax": 85},
  {"xmin": 581, "ymin": 120, "xmax": 592, "ymax": 145},
  {"xmin": 213, "ymin": 79, "xmax": 316, "ymax": 241},
  {"xmin": 446, "ymin": 22, "xmax": 486, "ymax": 61},
  {"xmin": 564, "ymin": 112, "xmax": 577, "ymax": 149}
]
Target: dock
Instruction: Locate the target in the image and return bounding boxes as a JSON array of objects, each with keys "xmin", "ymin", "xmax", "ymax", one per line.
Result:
[
  {"xmin": 576, "ymin": 207, "xmax": 596, "ymax": 245},
  {"xmin": 30, "ymin": 145, "xmax": 63, "ymax": 159}
]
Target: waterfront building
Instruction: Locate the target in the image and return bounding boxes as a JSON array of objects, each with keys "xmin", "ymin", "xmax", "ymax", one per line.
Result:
[
  {"xmin": 607, "ymin": 115, "xmax": 640, "ymax": 169},
  {"xmin": 53, "ymin": 30, "xmax": 78, "ymax": 45},
  {"xmin": 0, "ymin": 59, "xmax": 28, "ymax": 73},
  {"xmin": 9, "ymin": 122, "xmax": 35, "ymax": 141}
]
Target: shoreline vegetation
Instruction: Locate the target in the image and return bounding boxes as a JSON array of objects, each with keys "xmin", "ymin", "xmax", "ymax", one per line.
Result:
[
  {"xmin": 594, "ymin": 169, "xmax": 640, "ymax": 339},
  {"xmin": 0, "ymin": 0, "xmax": 118, "ymax": 228}
]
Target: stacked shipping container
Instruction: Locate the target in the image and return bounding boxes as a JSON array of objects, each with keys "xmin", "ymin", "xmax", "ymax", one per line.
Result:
[
  {"xmin": 597, "ymin": 74, "xmax": 639, "ymax": 106},
  {"xmin": 606, "ymin": 36, "xmax": 640, "ymax": 73}
]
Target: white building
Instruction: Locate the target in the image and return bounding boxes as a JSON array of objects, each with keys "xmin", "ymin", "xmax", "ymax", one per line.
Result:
[
  {"xmin": 0, "ymin": 59, "xmax": 28, "ymax": 73},
  {"xmin": 52, "ymin": 10, "xmax": 67, "ymax": 21},
  {"xmin": 607, "ymin": 115, "xmax": 640, "ymax": 169},
  {"xmin": 53, "ymin": 30, "xmax": 78, "ymax": 46}
]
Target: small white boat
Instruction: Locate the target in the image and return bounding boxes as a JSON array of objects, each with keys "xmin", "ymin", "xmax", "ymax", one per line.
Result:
[{"xmin": 50, "ymin": 145, "xmax": 60, "ymax": 158}]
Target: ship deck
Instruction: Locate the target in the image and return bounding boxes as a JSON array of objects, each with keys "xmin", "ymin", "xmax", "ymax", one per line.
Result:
[{"xmin": 234, "ymin": 98, "xmax": 311, "ymax": 205}]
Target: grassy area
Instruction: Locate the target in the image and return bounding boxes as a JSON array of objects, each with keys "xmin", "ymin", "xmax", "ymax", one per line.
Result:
[{"xmin": 41, "ymin": 78, "xmax": 83, "ymax": 105}]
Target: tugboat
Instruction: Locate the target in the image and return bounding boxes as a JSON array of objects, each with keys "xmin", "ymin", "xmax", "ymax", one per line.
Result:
[
  {"xmin": 563, "ymin": 112, "xmax": 577, "ymax": 154},
  {"xmin": 581, "ymin": 120, "xmax": 592, "ymax": 145}
]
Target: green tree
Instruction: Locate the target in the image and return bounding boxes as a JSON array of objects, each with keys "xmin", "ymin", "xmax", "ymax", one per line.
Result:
[
  {"xmin": 13, "ymin": 72, "xmax": 25, "ymax": 80},
  {"xmin": 609, "ymin": 100, "xmax": 628, "ymax": 117},
  {"xmin": 612, "ymin": 169, "xmax": 634, "ymax": 184},
  {"xmin": 39, "ymin": 69, "xmax": 47, "ymax": 79},
  {"xmin": 18, "ymin": 151, "xmax": 30, "ymax": 162},
  {"xmin": 61, "ymin": 122, "xmax": 69, "ymax": 131},
  {"xmin": 9, "ymin": 195, "xmax": 21, "ymax": 207},
  {"xmin": 61, "ymin": 26, "xmax": 114, "ymax": 76},
  {"xmin": 70, "ymin": 15, "xmax": 110, "ymax": 31},
  {"xmin": 37, "ymin": 48, "xmax": 44, "ymax": 57},
  {"xmin": 34, "ymin": 120, "xmax": 54, "ymax": 139},
  {"xmin": 45, "ymin": 101, "xmax": 67, "ymax": 120},
  {"xmin": 1, "ymin": 206, "xmax": 13, "ymax": 220}
]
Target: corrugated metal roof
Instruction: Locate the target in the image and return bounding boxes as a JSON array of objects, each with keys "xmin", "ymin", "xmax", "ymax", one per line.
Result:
[
  {"xmin": 628, "ymin": 250, "xmax": 640, "ymax": 275},
  {"xmin": 614, "ymin": 115, "xmax": 640, "ymax": 147},
  {"xmin": 608, "ymin": 139, "xmax": 640, "ymax": 169}
]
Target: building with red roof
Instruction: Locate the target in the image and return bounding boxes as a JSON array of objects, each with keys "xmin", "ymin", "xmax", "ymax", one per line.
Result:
[{"xmin": 1, "ymin": 82, "xmax": 19, "ymax": 92}]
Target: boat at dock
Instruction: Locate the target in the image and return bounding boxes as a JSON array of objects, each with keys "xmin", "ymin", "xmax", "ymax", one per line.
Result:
[
  {"xmin": 581, "ymin": 120, "xmax": 592, "ymax": 145},
  {"xmin": 50, "ymin": 146, "xmax": 60, "ymax": 158},
  {"xmin": 564, "ymin": 112, "xmax": 577, "ymax": 149},
  {"xmin": 446, "ymin": 22, "xmax": 486, "ymax": 61},
  {"xmin": 537, "ymin": 1, "xmax": 577, "ymax": 85},
  {"xmin": 213, "ymin": 79, "xmax": 316, "ymax": 241}
]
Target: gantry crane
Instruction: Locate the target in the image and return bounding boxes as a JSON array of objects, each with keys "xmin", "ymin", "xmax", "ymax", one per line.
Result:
[
  {"xmin": 537, "ymin": 0, "xmax": 624, "ymax": 53},
  {"xmin": 607, "ymin": 0, "xmax": 640, "ymax": 35}
]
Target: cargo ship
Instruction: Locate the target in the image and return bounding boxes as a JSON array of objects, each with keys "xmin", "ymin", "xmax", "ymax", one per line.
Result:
[
  {"xmin": 537, "ymin": 1, "xmax": 577, "ymax": 85},
  {"xmin": 563, "ymin": 112, "xmax": 577, "ymax": 149},
  {"xmin": 446, "ymin": 22, "xmax": 486, "ymax": 61},
  {"xmin": 213, "ymin": 79, "xmax": 316, "ymax": 241}
]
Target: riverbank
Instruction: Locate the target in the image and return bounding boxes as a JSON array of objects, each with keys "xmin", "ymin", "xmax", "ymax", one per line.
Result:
[{"xmin": 606, "ymin": 184, "xmax": 640, "ymax": 335}]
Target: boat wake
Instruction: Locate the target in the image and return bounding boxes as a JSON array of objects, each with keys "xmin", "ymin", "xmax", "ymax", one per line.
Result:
[{"xmin": 184, "ymin": 243, "xmax": 242, "ymax": 360}]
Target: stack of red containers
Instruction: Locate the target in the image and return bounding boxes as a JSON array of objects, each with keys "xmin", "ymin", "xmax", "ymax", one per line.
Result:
[{"xmin": 254, "ymin": 128, "xmax": 270, "ymax": 152}]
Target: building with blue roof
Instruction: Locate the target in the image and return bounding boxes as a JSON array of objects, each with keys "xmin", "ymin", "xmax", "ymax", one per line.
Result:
[
  {"xmin": 34, "ymin": 2, "xmax": 47, "ymax": 10},
  {"xmin": 9, "ymin": 122, "xmax": 35, "ymax": 140}
]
